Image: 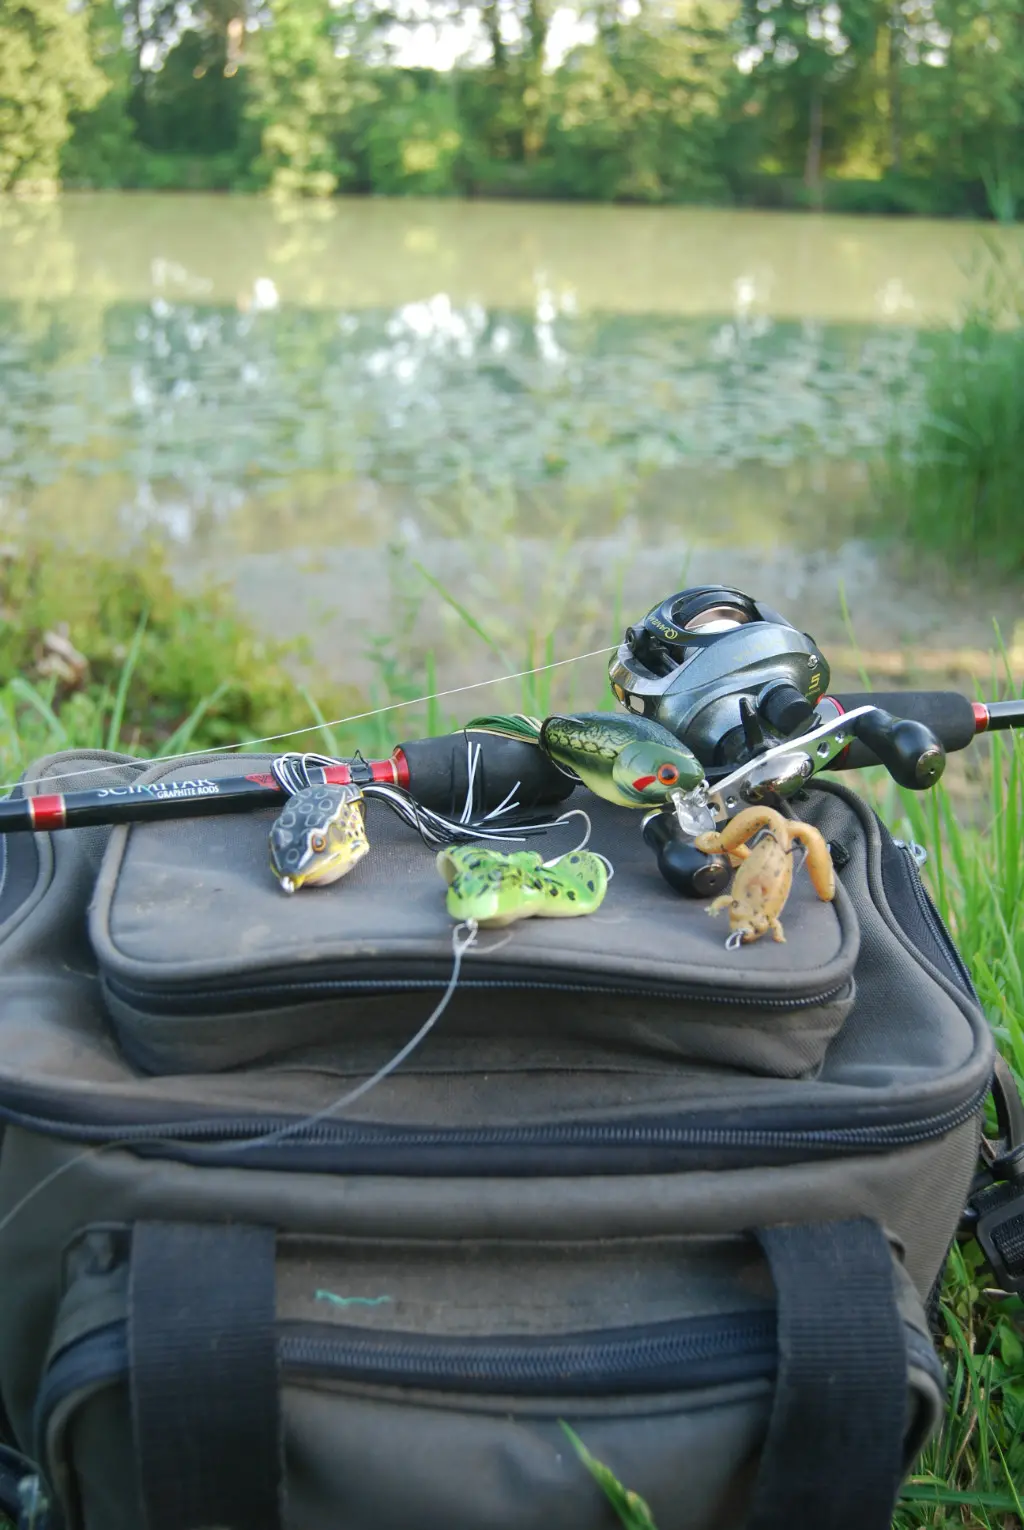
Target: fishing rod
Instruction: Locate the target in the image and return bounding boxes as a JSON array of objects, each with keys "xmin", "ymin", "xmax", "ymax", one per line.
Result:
[{"xmin": 0, "ymin": 729, "xmax": 574, "ymax": 834}]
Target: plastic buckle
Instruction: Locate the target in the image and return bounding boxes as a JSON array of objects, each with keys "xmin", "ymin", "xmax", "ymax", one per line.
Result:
[{"xmin": 969, "ymin": 1144, "xmax": 1024, "ymax": 1296}]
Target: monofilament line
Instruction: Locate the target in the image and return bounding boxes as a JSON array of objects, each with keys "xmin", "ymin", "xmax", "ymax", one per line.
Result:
[
  {"xmin": 0, "ymin": 645, "xmax": 616, "ymax": 794},
  {"xmin": 0, "ymin": 922, "xmax": 478, "ymax": 1241}
]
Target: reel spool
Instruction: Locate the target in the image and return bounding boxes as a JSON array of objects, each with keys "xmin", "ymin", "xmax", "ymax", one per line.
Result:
[{"xmin": 608, "ymin": 586, "xmax": 829, "ymax": 775}]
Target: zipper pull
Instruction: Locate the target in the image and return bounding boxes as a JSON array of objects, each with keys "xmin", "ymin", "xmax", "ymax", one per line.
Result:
[{"xmin": 894, "ymin": 838, "xmax": 928, "ymax": 869}]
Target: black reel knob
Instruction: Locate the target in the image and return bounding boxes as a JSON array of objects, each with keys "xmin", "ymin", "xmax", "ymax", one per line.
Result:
[
  {"xmin": 641, "ymin": 811, "xmax": 731, "ymax": 899},
  {"xmin": 758, "ymin": 679, "xmax": 817, "ymax": 737},
  {"xmin": 851, "ymin": 709, "xmax": 946, "ymax": 791}
]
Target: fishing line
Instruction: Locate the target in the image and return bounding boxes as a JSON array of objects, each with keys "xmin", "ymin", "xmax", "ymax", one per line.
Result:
[
  {"xmin": 0, "ymin": 644, "xmax": 617, "ymax": 795},
  {"xmin": 0, "ymin": 921, "xmax": 480, "ymax": 1242}
]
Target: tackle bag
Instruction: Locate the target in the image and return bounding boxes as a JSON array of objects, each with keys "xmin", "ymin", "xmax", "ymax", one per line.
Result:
[{"xmin": 0, "ymin": 746, "xmax": 1016, "ymax": 1530}]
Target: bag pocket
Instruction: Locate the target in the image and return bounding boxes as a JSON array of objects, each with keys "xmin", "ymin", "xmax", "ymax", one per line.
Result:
[
  {"xmin": 86, "ymin": 756, "xmax": 859, "ymax": 1079},
  {"xmin": 38, "ymin": 1217, "xmax": 943, "ymax": 1530}
]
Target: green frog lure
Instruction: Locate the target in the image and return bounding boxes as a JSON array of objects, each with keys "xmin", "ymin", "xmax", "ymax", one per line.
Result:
[
  {"xmin": 437, "ymin": 844, "xmax": 611, "ymax": 927},
  {"xmin": 465, "ymin": 712, "xmax": 704, "ymax": 809}
]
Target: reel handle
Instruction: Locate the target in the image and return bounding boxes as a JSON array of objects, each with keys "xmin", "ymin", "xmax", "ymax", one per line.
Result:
[
  {"xmin": 825, "ymin": 692, "xmax": 977, "ymax": 767},
  {"xmin": 838, "ymin": 706, "xmax": 946, "ymax": 790}
]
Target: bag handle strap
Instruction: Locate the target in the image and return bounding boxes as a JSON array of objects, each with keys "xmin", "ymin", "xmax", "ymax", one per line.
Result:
[
  {"xmin": 747, "ymin": 1217, "xmax": 909, "ymax": 1530},
  {"xmin": 128, "ymin": 1220, "xmax": 283, "ymax": 1530}
]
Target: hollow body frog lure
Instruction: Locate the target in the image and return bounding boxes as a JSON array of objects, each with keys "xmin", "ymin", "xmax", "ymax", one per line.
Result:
[{"xmin": 436, "ymin": 844, "xmax": 611, "ymax": 927}]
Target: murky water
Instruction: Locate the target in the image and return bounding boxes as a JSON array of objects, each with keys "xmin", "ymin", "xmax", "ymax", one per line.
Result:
[{"xmin": 1, "ymin": 193, "xmax": 1021, "ymax": 695}]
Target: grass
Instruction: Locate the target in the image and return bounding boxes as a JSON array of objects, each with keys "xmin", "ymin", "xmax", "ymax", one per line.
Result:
[
  {"xmin": 879, "ymin": 243, "xmax": 1024, "ymax": 575},
  {"xmin": 863, "ymin": 739, "xmax": 1024, "ymax": 1530},
  {"xmin": 1, "ymin": 543, "xmax": 1022, "ymax": 1528},
  {"xmin": 0, "ymin": 531, "xmax": 376, "ymax": 784}
]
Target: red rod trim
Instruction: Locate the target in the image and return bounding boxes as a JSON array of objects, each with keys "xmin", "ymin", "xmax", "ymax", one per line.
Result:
[
  {"xmin": 973, "ymin": 702, "xmax": 990, "ymax": 734},
  {"xmin": 28, "ymin": 795, "xmax": 67, "ymax": 830},
  {"xmin": 391, "ymin": 749, "xmax": 411, "ymax": 790},
  {"xmin": 322, "ymin": 764, "xmax": 355, "ymax": 787}
]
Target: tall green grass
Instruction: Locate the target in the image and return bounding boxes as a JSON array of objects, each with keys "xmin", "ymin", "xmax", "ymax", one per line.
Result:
[
  {"xmin": 864, "ymin": 737, "xmax": 1024, "ymax": 1530},
  {"xmin": 880, "ymin": 246, "xmax": 1024, "ymax": 574}
]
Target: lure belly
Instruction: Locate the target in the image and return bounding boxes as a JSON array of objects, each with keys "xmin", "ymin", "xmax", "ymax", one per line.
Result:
[
  {"xmin": 465, "ymin": 711, "xmax": 704, "ymax": 809},
  {"xmin": 436, "ymin": 845, "xmax": 609, "ymax": 927},
  {"xmin": 269, "ymin": 783, "xmax": 370, "ymax": 893}
]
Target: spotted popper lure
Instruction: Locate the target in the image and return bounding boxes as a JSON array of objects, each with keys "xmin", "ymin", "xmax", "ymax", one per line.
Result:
[
  {"xmin": 269, "ymin": 783, "xmax": 369, "ymax": 894},
  {"xmin": 436, "ymin": 844, "xmax": 609, "ymax": 927}
]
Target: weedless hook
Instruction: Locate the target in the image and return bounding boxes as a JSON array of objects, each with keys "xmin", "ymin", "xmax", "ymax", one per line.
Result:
[{"xmin": 543, "ymin": 808, "xmax": 591, "ymax": 861}]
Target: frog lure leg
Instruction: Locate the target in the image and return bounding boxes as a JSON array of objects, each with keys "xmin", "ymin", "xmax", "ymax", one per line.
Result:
[
  {"xmin": 693, "ymin": 805, "xmax": 835, "ymax": 948},
  {"xmin": 465, "ymin": 711, "xmax": 704, "ymax": 810}
]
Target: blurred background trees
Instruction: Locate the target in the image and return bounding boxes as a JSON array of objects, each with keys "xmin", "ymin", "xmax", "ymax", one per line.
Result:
[{"xmin": 1, "ymin": 0, "xmax": 1021, "ymax": 218}]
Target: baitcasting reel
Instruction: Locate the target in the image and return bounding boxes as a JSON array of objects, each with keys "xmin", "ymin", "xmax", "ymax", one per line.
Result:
[
  {"xmin": 609, "ymin": 585, "xmax": 829, "ymax": 771},
  {"xmin": 613, "ymin": 585, "xmax": 948, "ymax": 897}
]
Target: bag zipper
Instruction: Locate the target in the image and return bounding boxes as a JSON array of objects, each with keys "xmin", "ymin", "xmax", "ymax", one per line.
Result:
[
  {"xmin": 101, "ymin": 971, "xmax": 853, "ymax": 1018},
  {"xmin": 0, "ymin": 1073, "xmax": 991, "ymax": 1179},
  {"xmin": 896, "ymin": 844, "xmax": 978, "ymax": 1001},
  {"xmin": 34, "ymin": 1309, "xmax": 944, "ymax": 1460}
]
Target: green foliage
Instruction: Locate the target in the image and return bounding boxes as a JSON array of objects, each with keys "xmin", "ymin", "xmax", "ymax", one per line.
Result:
[
  {"xmin": 900, "ymin": 0, "xmax": 1024, "ymax": 223},
  {"xmin": 5, "ymin": 0, "xmax": 1022, "ymax": 212},
  {"xmin": 59, "ymin": 1, "xmax": 143, "ymax": 189},
  {"xmin": 245, "ymin": 0, "xmax": 375, "ymax": 197},
  {"xmin": 132, "ymin": 28, "xmax": 244, "ymax": 157},
  {"xmin": 0, "ymin": 0, "xmax": 108, "ymax": 192},
  {"xmin": 881, "ymin": 247, "xmax": 1024, "ymax": 572},
  {"xmin": 549, "ymin": 2, "xmax": 734, "ymax": 202},
  {"xmin": 0, "ymin": 535, "xmax": 361, "ymax": 778},
  {"xmin": 359, "ymin": 75, "xmax": 463, "ymax": 196}
]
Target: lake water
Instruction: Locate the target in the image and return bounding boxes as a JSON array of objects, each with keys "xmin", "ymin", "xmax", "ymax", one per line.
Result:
[{"xmin": 1, "ymin": 193, "xmax": 1022, "ymax": 703}]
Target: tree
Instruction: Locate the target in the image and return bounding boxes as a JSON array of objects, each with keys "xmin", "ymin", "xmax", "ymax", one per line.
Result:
[
  {"xmin": 899, "ymin": 0, "xmax": 1024, "ymax": 219},
  {"xmin": 737, "ymin": 0, "xmax": 880, "ymax": 195},
  {"xmin": 60, "ymin": 1, "xmax": 142, "ymax": 187},
  {"xmin": 0, "ymin": 0, "xmax": 108, "ymax": 191},
  {"xmin": 553, "ymin": 0, "xmax": 736, "ymax": 200},
  {"xmin": 245, "ymin": 0, "xmax": 377, "ymax": 196}
]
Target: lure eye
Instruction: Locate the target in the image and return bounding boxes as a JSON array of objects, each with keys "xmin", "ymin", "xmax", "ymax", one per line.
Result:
[
  {"xmin": 656, "ymin": 764, "xmax": 680, "ymax": 786},
  {"xmin": 310, "ymin": 831, "xmax": 327, "ymax": 853}
]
